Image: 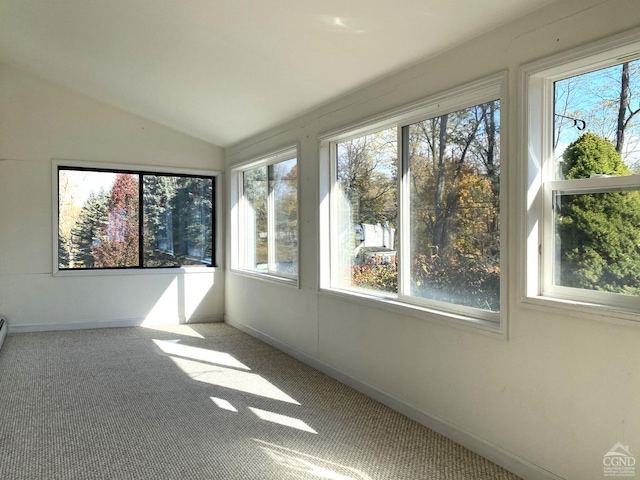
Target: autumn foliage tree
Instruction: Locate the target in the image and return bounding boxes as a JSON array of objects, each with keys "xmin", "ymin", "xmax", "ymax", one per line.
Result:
[
  {"xmin": 92, "ymin": 173, "xmax": 139, "ymax": 267},
  {"xmin": 409, "ymin": 101, "xmax": 500, "ymax": 310}
]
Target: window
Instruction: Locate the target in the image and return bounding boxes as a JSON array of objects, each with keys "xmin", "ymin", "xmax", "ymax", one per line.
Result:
[
  {"xmin": 56, "ymin": 164, "xmax": 216, "ymax": 271},
  {"xmin": 334, "ymin": 127, "xmax": 398, "ymax": 294},
  {"xmin": 523, "ymin": 29, "xmax": 640, "ymax": 318},
  {"xmin": 231, "ymin": 147, "xmax": 298, "ymax": 282},
  {"xmin": 321, "ymin": 75, "xmax": 505, "ymax": 328}
]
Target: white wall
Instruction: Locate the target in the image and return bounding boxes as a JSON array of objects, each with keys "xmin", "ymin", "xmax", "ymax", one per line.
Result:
[
  {"xmin": 225, "ymin": 1, "xmax": 640, "ymax": 479},
  {"xmin": 0, "ymin": 63, "xmax": 225, "ymax": 331}
]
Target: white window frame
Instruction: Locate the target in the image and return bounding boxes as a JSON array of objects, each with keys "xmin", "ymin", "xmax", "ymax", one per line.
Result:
[
  {"xmin": 230, "ymin": 146, "xmax": 299, "ymax": 286},
  {"xmin": 53, "ymin": 159, "xmax": 222, "ymax": 276},
  {"xmin": 319, "ymin": 73, "xmax": 507, "ymax": 336},
  {"xmin": 520, "ymin": 28, "xmax": 640, "ymax": 324}
]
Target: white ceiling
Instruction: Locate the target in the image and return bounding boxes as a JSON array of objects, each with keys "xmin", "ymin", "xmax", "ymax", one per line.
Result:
[{"xmin": 0, "ymin": 0, "xmax": 555, "ymax": 148}]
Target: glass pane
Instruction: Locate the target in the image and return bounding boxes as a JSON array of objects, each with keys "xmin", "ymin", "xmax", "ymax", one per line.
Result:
[
  {"xmin": 270, "ymin": 159, "xmax": 298, "ymax": 276},
  {"xmin": 143, "ymin": 175, "xmax": 213, "ymax": 267},
  {"xmin": 335, "ymin": 127, "xmax": 398, "ymax": 294},
  {"xmin": 554, "ymin": 188, "xmax": 640, "ymax": 294},
  {"xmin": 407, "ymin": 100, "xmax": 500, "ymax": 312},
  {"xmin": 554, "ymin": 59, "xmax": 640, "ymax": 179},
  {"xmin": 59, "ymin": 169, "xmax": 139, "ymax": 269},
  {"xmin": 243, "ymin": 166, "xmax": 268, "ymax": 272}
]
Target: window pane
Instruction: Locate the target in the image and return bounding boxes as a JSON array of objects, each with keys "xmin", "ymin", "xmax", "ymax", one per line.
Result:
[
  {"xmin": 554, "ymin": 188, "xmax": 640, "ymax": 294},
  {"xmin": 243, "ymin": 166, "xmax": 268, "ymax": 272},
  {"xmin": 554, "ymin": 59, "xmax": 640, "ymax": 178},
  {"xmin": 59, "ymin": 169, "xmax": 139, "ymax": 269},
  {"xmin": 335, "ymin": 127, "xmax": 398, "ymax": 294},
  {"xmin": 407, "ymin": 101, "xmax": 500, "ymax": 311},
  {"xmin": 270, "ymin": 159, "xmax": 298, "ymax": 276},
  {"xmin": 143, "ymin": 175, "xmax": 213, "ymax": 267}
]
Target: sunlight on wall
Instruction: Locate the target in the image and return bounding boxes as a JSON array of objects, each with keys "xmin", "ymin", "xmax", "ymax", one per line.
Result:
[
  {"xmin": 142, "ymin": 272, "xmax": 214, "ymax": 325},
  {"xmin": 183, "ymin": 272, "xmax": 214, "ymax": 320},
  {"xmin": 142, "ymin": 278, "xmax": 179, "ymax": 325}
]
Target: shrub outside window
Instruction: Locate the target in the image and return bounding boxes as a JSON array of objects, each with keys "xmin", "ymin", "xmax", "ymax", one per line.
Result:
[
  {"xmin": 57, "ymin": 165, "xmax": 216, "ymax": 271},
  {"xmin": 322, "ymin": 75, "xmax": 505, "ymax": 327},
  {"xmin": 523, "ymin": 29, "xmax": 640, "ymax": 317}
]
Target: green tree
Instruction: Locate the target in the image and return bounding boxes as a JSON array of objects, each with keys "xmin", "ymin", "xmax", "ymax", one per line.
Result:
[
  {"xmin": 556, "ymin": 132, "xmax": 640, "ymax": 293},
  {"xmin": 70, "ymin": 190, "xmax": 109, "ymax": 268},
  {"xmin": 172, "ymin": 176, "xmax": 213, "ymax": 263},
  {"xmin": 143, "ymin": 175, "xmax": 177, "ymax": 266}
]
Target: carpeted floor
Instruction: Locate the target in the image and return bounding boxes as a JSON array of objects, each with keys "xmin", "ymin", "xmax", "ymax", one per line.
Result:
[{"xmin": 0, "ymin": 323, "xmax": 520, "ymax": 479}]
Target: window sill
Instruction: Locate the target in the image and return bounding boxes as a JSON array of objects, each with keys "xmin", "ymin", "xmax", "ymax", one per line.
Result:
[
  {"xmin": 53, "ymin": 266, "xmax": 219, "ymax": 277},
  {"xmin": 319, "ymin": 287, "xmax": 506, "ymax": 339},
  {"xmin": 519, "ymin": 294, "xmax": 640, "ymax": 327},
  {"xmin": 229, "ymin": 268, "xmax": 299, "ymax": 288}
]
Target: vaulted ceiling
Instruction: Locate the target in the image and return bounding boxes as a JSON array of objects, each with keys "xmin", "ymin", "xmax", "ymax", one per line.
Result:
[{"xmin": 0, "ymin": 0, "xmax": 556, "ymax": 147}]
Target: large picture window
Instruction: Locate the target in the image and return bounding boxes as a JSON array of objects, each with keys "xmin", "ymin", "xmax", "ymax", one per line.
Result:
[
  {"xmin": 57, "ymin": 165, "xmax": 216, "ymax": 270},
  {"xmin": 523, "ymin": 30, "xmax": 640, "ymax": 319},
  {"xmin": 322, "ymin": 75, "xmax": 504, "ymax": 327},
  {"xmin": 231, "ymin": 147, "xmax": 298, "ymax": 282}
]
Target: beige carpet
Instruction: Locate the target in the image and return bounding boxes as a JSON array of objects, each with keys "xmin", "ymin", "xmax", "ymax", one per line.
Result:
[{"xmin": 0, "ymin": 323, "xmax": 520, "ymax": 479}]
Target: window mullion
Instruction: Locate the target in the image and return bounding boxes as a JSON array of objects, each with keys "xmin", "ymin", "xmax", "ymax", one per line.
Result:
[
  {"xmin": 329, "ymin": 144, "xmax": 339, "ymax": 288},
  {"xmin": 138, "ymin": 173, "xmax": 144, "ymax": 268},
  {"xmin": 399, "ymin": 124, "xmax": 411, "ymax": 298},
  {"xmin": 267, "ymin": 165, "xmax": 276, "ymax": 273}
]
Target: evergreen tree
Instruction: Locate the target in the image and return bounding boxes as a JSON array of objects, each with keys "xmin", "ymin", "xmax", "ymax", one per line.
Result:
[
  {"xmin": 557, "ymin": 132, "xmax": 640, "ymax": 293},
  {"xmin": 172, "ymin": 177, "xmax": 213, "ymax": 264},
  {"xmin": 58, "ymin": 232, "xmax": 71, "ymax": 268},
  {"xmin": 71, "ymin": 190, "xmax": 109, "ymax": 268},
  {"xmin": 143, "ymin": 175, "xmax": 177, "ymax": 266}
]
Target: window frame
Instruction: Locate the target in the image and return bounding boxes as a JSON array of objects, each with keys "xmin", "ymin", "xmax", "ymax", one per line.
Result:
[
  {"xmin": 319, "ymin": 73, "xmax": 508, "ymax": 336},
  {"xmin": 53, "ymin": 159, "xmax": 221, "ymax": 276},
  {"xmin": 230, "ymin": 146, "xmax": 299, "ymax": 286},
  {"xmin": 520, "ymin": 27, "xmax": 640, "ymax": 323}
]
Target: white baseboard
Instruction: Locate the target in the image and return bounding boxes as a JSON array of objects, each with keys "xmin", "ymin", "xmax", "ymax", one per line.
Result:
[
  {"xmin": 224, "ymin": 315, "xmax": 563, "ymax": 480},
  {"xmin": 8, "ymin": 315, "xmax": 224, "ymax": 333}
]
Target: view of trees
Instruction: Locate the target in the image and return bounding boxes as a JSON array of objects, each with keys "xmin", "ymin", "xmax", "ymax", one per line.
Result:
[
  {"xmin": 555, "ymin": 59, "xmax": 640, "ymax": 168},
  {"xmin": 242, "ymin": 159, "xmax": 297, "ymax": 274},
  {"xmin": 272, "ymin": 160, "xmax": 298, "ymax": 275},
  {"xmin": 336, "ymin": 101, "xmax": 501, "ymax": 312},
  {"xmin": 553, "ymin": 59, "xmax": 640, "ymax": 295},
  {"xmin": 58, "ymin": 169, "xmax": 213, "ymax": 269},
  {"xmin": 408, "ymin": 101, "xmax": 500, "ymax": 311},
  {"xmin": 341, "ymin": 58, "xmax": 640, "ymax": 307},
  {"xmin": 336, "ymin": 128, "xmax": 398, "ymax": 293},
  {"xmin": 143, "ymin": 175, "xmax": 213, "ymax": 267},
  {"xmin": 337, "ymin": 128, "xmax": 398, "ymax": 227},
  {"xmin": 555, "ymin": 133, "xmax": 640, "ymax": 294}
]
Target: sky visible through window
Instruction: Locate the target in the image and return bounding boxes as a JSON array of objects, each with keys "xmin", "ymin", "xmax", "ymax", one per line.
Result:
[{"xmin": 554, "ymin": 59, "xmax": 640, "ymax": 173}]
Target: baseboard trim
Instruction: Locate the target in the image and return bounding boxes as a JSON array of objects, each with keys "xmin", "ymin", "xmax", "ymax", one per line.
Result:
[
  {"xmin": 224, "ymin": 315, "xmax": 563, "ymax": 480},
  {"xmin": 8, "ymin": 315, "xmax": 224, "ymax": 333}
]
